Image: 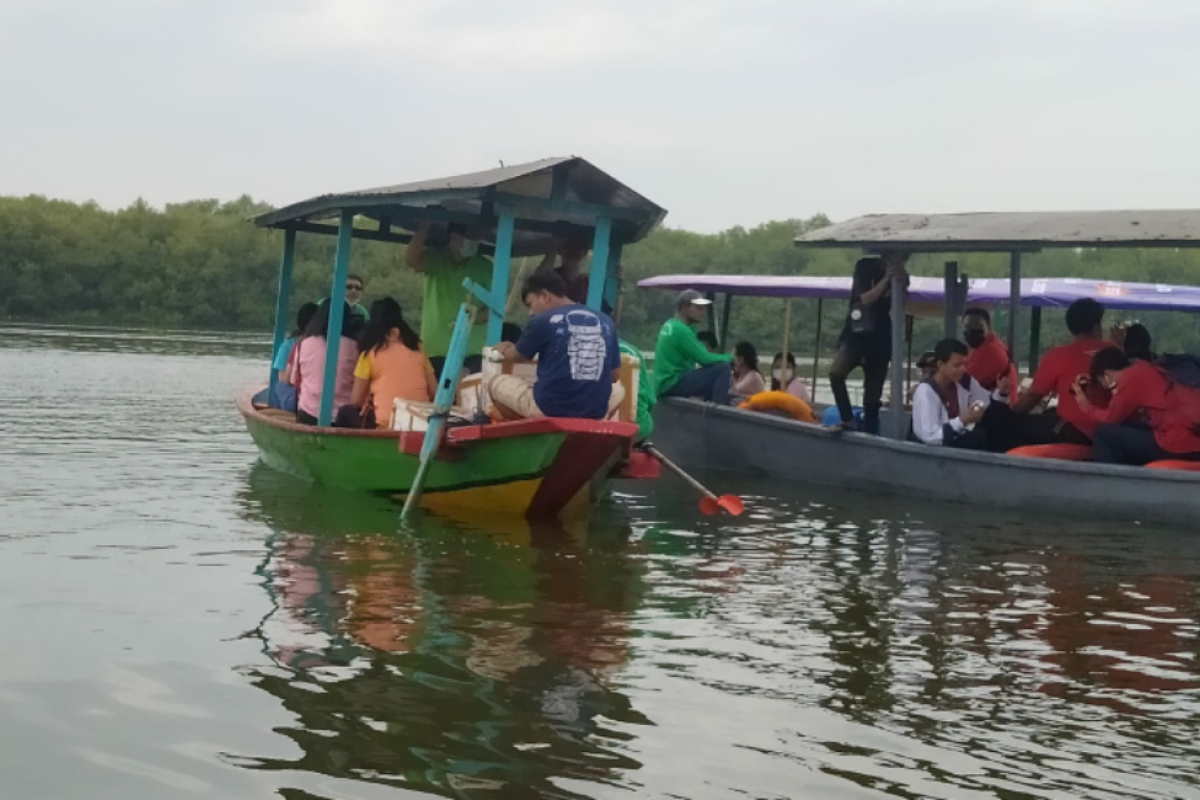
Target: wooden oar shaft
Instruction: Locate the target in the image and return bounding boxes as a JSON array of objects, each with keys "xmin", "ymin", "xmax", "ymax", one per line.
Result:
[{"xmin": 642, "ymin": 445, "xmax": 718, "ymax": 501}]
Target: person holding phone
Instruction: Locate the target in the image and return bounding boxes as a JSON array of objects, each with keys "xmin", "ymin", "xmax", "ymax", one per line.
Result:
[{"xmin": 910, "ymin": 339, "xmax": 1015, "ymax": 451}]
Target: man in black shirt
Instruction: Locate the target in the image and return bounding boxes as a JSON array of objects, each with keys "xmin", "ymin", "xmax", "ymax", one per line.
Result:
[{"xmin": 829, "ymin": 254, "xmax": 907, "ymax": 433}]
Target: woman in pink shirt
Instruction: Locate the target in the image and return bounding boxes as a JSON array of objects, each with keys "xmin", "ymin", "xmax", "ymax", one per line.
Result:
[
  {"xmin": 290, "ymin": 300, "xmax": 360, "ymax": 425},
  {"xmin": 730, "ymin": 341, "xmax": 766, "ymax": 400},
  {"xmin": 771, "ymin": 352, "xmax": 812, "ymax": 403}
]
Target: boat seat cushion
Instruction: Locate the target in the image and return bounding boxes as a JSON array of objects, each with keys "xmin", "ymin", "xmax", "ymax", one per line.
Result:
[{"xmin": 1007, "ymin": 444, "xmax": 1093, "ymax": 461}]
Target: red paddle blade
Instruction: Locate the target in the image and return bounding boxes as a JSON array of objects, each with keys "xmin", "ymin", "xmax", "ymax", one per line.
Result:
[
  {"xmin": 699, "ymin": 496, "xmax": 720, "ymax": 516},
  {"xmin": 718, "ymin": 495, "xmax": 745, "ymax": 516}
]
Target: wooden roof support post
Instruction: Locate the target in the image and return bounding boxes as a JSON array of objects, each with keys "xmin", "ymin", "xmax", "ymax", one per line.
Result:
[
  {"xmin": 889, "ymin": 264, "xmax": 906, "ymax": 440},
  {"xmin": 586, "ymin": 216, "xmax": 612, "ymax": 312},
  {"xmin": 720, "ymin": 293, "xmax": 733, "ymax": 352},
  {"xmin": 269, "ymin": 228, "xmax": 296, "ymax": 398},
  {"xmin": 485, "ymin": 206, "xmax": 515, "ymax": 346},
  {"xmin": 318, "ymin": 210, "xmax": 355, "ymax": 427},
  {"xmin": 943, "ymin": 261, "xmax": 959, "ymax": 339},
  {"xmin": 1008, "ymin": 251, "xmax": 1022, "ymax": 373}
]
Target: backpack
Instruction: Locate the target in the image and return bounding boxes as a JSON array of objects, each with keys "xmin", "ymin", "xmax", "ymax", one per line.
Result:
[
  {"xmin": 1158, "ymin": 354, "xmax": 1200, "ymax": 389},
  {"xmin": 1157, "ymin": 354, "xmax": 1200, "ymax": 433}
]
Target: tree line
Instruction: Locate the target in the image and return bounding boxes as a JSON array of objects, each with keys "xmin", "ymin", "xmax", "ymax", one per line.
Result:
[{"xmin": 2, "ymin": 194, "xmax": 1199, "ymax": 359}]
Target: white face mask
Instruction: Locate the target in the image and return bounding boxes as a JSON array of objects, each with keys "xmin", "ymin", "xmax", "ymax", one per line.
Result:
[
  {"xmin": 457, "ymin": 239, "xmax": 479, "ymax": 259},
  {"xmin": 773, "ymin": 368, "xmax": 792, "ymax": 383}
]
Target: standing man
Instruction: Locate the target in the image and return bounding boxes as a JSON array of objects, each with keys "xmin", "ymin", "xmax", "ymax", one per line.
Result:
[
  {"xmin": 405, "ymin": 221, "xmax": 493, "ymax": 376},
  {"xmin": 654, "ymin": 290, "xmax": 732, "ymax": 404},
  {"xmin": 829, "ymin": 254, "xmax": 907, "ymax": 434},
  {"xmin": 962, "ymin": 307, "xmax": 1018, "ymax": 406},
  {"xmin": 1013, "ymin": 298, "xmax": 1116, "ymax": 444}
]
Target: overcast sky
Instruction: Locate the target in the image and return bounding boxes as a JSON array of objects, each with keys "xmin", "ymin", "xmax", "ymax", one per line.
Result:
[{"xmin": 2, "ymin": 0, "xmax": 1197, "ymax": 231}]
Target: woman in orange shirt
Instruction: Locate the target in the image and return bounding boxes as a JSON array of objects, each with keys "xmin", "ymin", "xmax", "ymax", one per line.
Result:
[{"xmin": 342, "ymin": 298, "xmax": 436, "ymax": 429}]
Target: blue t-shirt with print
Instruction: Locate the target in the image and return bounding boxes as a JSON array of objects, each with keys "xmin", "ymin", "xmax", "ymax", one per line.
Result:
[{"xmin": 516, "ymin": 303, "xmax": 620, "ymax": 419}]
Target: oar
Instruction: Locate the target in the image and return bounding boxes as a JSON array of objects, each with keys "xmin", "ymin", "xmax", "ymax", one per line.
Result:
[
  {"xmin": 402, "ymin": 295, "xmax": 477, "ymax": 522},
  {"xmin": 641, "ymin": 444, "xmax": 744, "ymax": 516}
]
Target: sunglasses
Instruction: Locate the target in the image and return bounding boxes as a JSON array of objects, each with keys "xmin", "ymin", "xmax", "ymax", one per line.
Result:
[{"xmin": 345, "ymin": 284, "xmax": 363, "ymax": 292}]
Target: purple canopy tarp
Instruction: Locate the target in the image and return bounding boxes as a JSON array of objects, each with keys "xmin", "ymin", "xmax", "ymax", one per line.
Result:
[{"xmin": 637, "ymin": 274, "xmax": 1200, "ymax": 313}]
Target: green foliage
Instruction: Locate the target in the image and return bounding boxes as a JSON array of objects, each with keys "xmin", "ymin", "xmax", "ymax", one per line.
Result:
[{"xmin": 1, "ymin": 195, "xmax": 1198, "ymax": 358}]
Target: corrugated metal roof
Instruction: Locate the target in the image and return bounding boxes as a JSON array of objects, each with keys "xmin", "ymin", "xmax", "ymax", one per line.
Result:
[
  {"xmin": 252, "ymin": 156, "xmax": 667, "ymax": 248},
  {"xmin": 796, "ymin": 210, "xmax": 1200, "ymax": 251}
]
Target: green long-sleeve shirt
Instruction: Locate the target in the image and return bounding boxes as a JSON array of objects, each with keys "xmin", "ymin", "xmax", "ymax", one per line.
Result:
[
  {"xmin": 619, "ymin": 340, "xmax": 655, "ymax": 441},
  {"xmin": 653, "ymin": 317, "xmax": 732, "ymax": 396}
]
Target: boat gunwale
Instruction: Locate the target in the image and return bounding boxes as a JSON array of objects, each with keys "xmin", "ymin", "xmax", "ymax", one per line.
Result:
[{"xmin": 670, "ymin": 397, "xmax": 1200, "ymax": 485}]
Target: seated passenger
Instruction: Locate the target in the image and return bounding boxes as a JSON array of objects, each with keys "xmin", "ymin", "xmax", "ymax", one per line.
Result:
[
  {"xmin": 1115, "ymin": 321, "xmax": 1156, "ymax": 363},
  {"xmin": 338, "ymin": 299, "xmax": 436, "ymax": 429},
  {"xmin": 261, "ymin": 301, "xmax": 318, "ymax": 411},
  {"xmin": 1013, "ymin": 298, "xmax": 1116, "ymax": 445},
  {"xmin": 771, "ymin": 352, "xmax": 811, "ymax": 403},
  {"xmin": 654, "ymin": 290, "xmax": 733, "ymax": 404},
  {"xmin": 489, "ymin": 272, "xmax": 625, "ymax": 420},
  {"xmin": 911, "ymin": 339, "xmax": 1014, "ymax": 451},
  {"xmin": 619, "ymin": 339, "xmax": 656, "ymax": 441},
  {"xmin": 539, "ymin": 234, "xmax": 592, "ymax": 305},
  {"xmin": 1075, "ymin": 348, "xmax": 1200, "ymax": 465},
  {"xmin": 963, "ymin": 307, "xmax": 1018, "ymax": 406},
  {"xmin": 907, "ymin": 350, "xmax": 937, "ymax": 404},
  {"xmin": 730, "ymin": 341, "xmax": 766, "ymax": 400},
  {"xmin": 697, "ymin": 331, "xmax": 720, "ymax": 353},
  {"xmin": 291, "ymin": 300, "xmax": 360, "ymax": 426}
]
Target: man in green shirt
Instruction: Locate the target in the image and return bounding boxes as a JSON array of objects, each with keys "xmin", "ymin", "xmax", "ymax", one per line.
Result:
[
  {"xmin": 405, "ymin": 221, "xmax": 494, "ymax": 376},
  {"xmin": 654, "ymin": 290, "xmax": 732, "ymax": 404},
  {"xmin": 619, "ymin": 339, "xmax": 655, "ymax": 441}
]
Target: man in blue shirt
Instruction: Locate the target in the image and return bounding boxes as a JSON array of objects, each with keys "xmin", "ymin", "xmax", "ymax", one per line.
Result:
[{"xmin": 490, "ymin": 271, "xmax": 625, "ymax": 420}]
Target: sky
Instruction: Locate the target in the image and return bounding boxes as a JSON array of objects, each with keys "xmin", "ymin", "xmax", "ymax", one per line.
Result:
[{"xmin": 2, "ymin": 0, "xmax": 1199, "ymax": 232}]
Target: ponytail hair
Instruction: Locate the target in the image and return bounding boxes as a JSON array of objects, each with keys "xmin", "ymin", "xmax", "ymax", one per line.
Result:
[{"xmin": 358, "ymin": 297, "xmax": 422, "ymax": 354}]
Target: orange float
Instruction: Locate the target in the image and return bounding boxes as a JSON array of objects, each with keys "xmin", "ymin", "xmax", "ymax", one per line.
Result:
[
  {"xmin": 1006, "ymin": 444, "xmax": 1094, "ymax": 461},
  {"xmin": 738, "ymin": 391, "xmax": 818, "ymax": 424},
  {"xmin": 1145, "ymin": 460, "xmax": 1200, "ymax": 472}
]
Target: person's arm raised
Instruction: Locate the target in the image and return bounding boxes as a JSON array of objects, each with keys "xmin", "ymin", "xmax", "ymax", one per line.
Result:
[{"xmin": 405, "ymin": 221, "xmax": 431, "ymax": 272}]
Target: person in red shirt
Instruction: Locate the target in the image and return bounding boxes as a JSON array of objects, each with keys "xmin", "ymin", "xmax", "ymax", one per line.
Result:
[
  {"xmin": 1074, "ymin": 348, "xmax": 1200, "ymax": 465},
  {"xmin": 1013, "ymin": 298, "xmax": 1117, "ymax": 444},
  {"xmin": 963, "ymin": 308, "xmax": 1018, "ymax": 407}
]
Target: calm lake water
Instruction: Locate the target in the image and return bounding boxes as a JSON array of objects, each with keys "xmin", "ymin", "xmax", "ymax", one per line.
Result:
[{"xmin": 1, "ymin": 324, "xmax": 1197, "ymax": 800}]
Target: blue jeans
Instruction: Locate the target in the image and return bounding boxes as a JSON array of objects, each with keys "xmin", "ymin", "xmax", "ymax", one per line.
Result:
[{"xmin": 663, "ymin": 363, "xmax": 731, "ymax": 405}]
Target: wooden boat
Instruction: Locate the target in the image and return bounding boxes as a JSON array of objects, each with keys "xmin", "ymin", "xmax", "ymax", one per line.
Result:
[
  {"xmin": 643, "ymin": 210, "xmax": 1200, "ymax": 526},
  {"xmin": 239, "ymin": 157, "xmax": 665, "ymax": 518}
]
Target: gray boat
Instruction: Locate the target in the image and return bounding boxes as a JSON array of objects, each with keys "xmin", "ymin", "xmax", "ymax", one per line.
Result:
[{"xmin": 644, "ymin": 210, "xmax": 1200, "ymax": 526}]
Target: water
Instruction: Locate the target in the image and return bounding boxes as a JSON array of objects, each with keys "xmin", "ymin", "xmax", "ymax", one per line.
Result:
[{"xmin": 1, "ymin": 324, "xmax": 1197, "ymax": 800}]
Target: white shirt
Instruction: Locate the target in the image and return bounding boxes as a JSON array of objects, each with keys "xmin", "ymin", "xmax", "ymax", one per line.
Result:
[{"xmin": 911, "ymin": 376, "xmax": 1006, "ymax": 446}]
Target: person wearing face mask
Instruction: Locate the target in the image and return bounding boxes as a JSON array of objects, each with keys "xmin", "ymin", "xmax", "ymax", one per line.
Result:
[
  {"xmin": 770, "ymin": 352, "xmax": 811, "ymax": 403},
  {"xmin": 962, "ymin": 308, "xmax": 1018, "ymax": 407},
  {"xmin": 405, "ymin": 220, "xmax": 494, "ymax": 377},
  {"xmin": 1074, "ymin": 347, "xmax": 1200, "ymax": 465},
  {"xmin": 910, "ymin": 338, "xmax": 1015, "ymax": 451}
]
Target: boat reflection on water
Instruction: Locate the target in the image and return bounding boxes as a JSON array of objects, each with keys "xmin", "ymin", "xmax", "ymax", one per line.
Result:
[
  {"xmin": 234, "ymin": 466, "xmax": 653, "ymax": 797},
  {"xmin": 232, "ymin": 468, "xmax": 1200, "ymax": 798}
]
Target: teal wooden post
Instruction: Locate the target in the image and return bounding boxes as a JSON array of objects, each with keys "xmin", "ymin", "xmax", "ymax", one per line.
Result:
[
  {"xmin": 602, "ymin": 241, "xmax": 623, "ymax": 314},
  {"xmin": 486, "ymin": 207, "xmax": 515, "ymax": 345},
  {"xmin": 269, "ymin": 228, "xmax": 296, "ymax": 396},
  {"xmin": 319, "ymin": 210, "xmax": 355, "ymax": 426},
  {"xmin": 587, "ymin": 217, "xmax": 612, "ymax": 311}
]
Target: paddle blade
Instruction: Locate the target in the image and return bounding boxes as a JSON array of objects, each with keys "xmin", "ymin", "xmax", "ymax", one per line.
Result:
[
  {"xmin": 718, "ymin": 495, "xmax": 745, "ymax": 516},
  {"xmin": 699, "ymin": 496, "xmax": 720, "ymax": 516}
]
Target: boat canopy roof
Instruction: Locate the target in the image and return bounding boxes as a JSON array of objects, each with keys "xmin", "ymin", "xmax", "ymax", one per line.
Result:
[
  {"xmin": 252, "ymin": 156, "xmax": 667, "ymax": 254},
  {"xmin": 795, "ymin": 210, "xmax": 1200, "ymax": 252},
  {"xmin": 638, "ymin": 274, "xmax": 1200, "ymax": 313}
]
